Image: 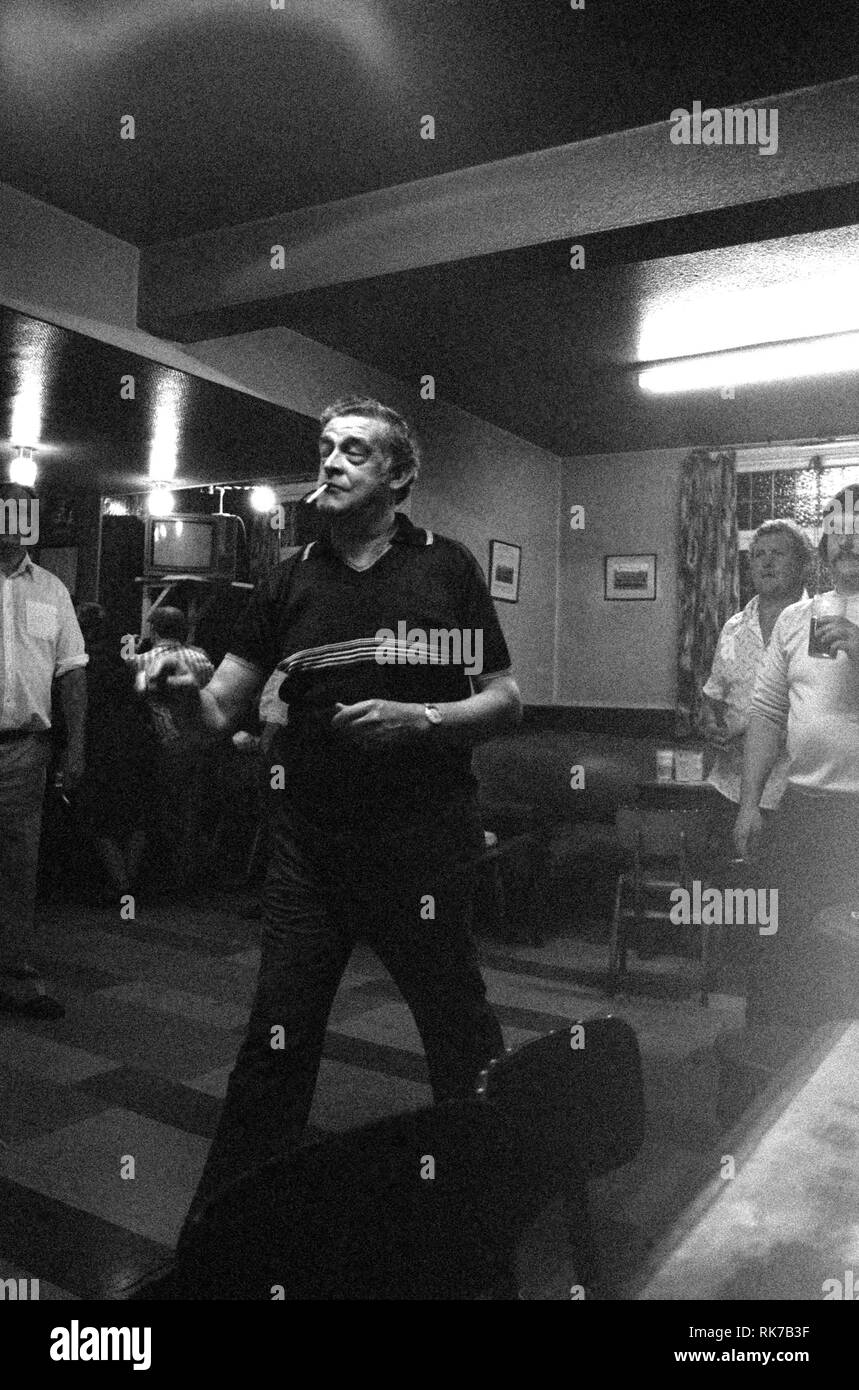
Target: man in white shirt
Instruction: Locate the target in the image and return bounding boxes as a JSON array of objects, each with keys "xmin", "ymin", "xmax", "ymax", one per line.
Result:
[
  {"xmin": 736, "ymin": 486, "xmax": 859, "ymax": 1027},
  {"xmin": 703, "ymin": 519, "xmax": 810, "ymax": 814},
  {"xmin": 0, "ymin": 484, "xmax": 88, "ymax": 1019}
]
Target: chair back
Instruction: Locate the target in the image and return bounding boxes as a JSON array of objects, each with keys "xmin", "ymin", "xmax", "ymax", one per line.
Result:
[
  {"xmin": 615, "ymin": 805, "xmax": 711, "ymax": 868},
  {"xmin": 476, "ymin": 1016, "xmax": 645, "ymax": 1182},
  {"xmin": 166, "ymin": 1100, "xmax": 527, "ymax": 1300}
]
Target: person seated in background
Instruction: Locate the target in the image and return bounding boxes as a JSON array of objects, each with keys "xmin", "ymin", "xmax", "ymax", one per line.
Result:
[
  {"xmin": 75, "ymin": 603, "xmax": 155, "ymax": 908},
  {"xmin": 735, "ymin": 487, "xmax": 859, "ymax": 1028},
  {"xmin": 125, "ymin": 606, "xmax": 214, "ymax": 894},
  {"xmin": 702, "ymin": 519, "xmax": 811, "ymax": 836}
]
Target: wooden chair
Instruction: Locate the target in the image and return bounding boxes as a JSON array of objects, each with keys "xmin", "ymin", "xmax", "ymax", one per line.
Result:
[{"xmin": 608, "ymin": 805, "xmax": 716, "ymax": 1003}]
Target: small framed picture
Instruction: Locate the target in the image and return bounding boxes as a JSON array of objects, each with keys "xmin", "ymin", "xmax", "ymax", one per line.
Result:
[
  {"xmin": 605, "ymin": 554, "xmax": 657, "ymax": 601},
  {"xmin": 489, "ymin": 540, "xmax": 521, "ymax": 603}
]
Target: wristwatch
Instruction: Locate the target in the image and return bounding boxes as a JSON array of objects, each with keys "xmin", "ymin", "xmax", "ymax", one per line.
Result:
[{"xmin": 424, "ymin": 704, "xmax": 443, "ymax": 726}]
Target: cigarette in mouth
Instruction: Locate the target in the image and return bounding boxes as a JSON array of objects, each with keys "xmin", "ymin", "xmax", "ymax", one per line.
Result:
[{"xmin": 305, "ymin": 483, "xmax": 328, "ymax": 504}]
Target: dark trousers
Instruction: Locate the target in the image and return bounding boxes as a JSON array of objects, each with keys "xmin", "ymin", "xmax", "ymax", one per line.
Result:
[
  {"xmin": 178, "ymin": 812, "xmax": 504, "ymax": 1244},
  {"xmin": 151, "ymin": 738, "xmax": 209, "ymax": 890},
  {"xmin": 747, "ymin": 787, "xmax": 859, "ymax": 1027},
  {"xmin": 0, "ymin": 733, "xmax": 51, "ymax": 971}
]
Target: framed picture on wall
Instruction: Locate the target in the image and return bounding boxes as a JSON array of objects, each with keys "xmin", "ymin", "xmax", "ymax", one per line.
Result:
[
  {"xmin": 489, "ymin": 540, "xmax": 521, "ymax": 602},
  {"xmin": 605, "ymin": 553, "xmax": 657, "ymax": 601}
]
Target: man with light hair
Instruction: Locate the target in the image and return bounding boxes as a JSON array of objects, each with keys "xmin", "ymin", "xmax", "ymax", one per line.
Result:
[
  {"xmin": 736, "ymin": 487, "xmax": 859, "ymax": 1026},
  {"xmin": 703, "ymin": 518, "xmax": 811, "ymax": 815}
]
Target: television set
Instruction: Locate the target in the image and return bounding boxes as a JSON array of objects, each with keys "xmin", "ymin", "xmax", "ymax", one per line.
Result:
[{"xmin": 143, "ymin": 513, "xmax": 241, "ymax": 581}]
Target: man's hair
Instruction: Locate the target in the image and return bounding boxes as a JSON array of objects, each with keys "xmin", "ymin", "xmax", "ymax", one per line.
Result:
[
  {"xmin": 750, "ymin": 518, "xmax": 813, "ymax": 578},
  {"xmin": 818, "ymin": 485, "xmax": 859, "ymax": 562},
  {"xmin": 149, "ymin": 606, "xmax": 188, "ymax": 642},
  {"xmin": 319, "ymin": 398, "xmax": 421, "ymax": 503}
]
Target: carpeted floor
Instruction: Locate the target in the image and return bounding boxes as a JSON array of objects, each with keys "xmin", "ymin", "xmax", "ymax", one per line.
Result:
[{"xmin": 0, "ymin": 891, "xmax": 746, "ymax": 1300}]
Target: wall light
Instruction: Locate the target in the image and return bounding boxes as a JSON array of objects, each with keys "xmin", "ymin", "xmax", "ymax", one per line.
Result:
[
  {"xmin": 639, "ymin": 330, "xmax": 859, "ymax": 395},
  {"xmin": 249, "ymin": 485, "xmax": 277, "ymax": 512},
  {"xmin": 147, "ymin": 488, "xmax": 176, "ymax": 516},
  {"xmin": 9, "ymin": 447, "xmax": 38, "ymax": 487}
]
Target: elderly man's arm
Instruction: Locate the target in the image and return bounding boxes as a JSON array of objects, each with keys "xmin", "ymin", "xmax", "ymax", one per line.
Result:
[
  {"xmin": 433, "ymin": 671, "xmax": 522, "ymax": 744},
  {"xmin": 330, "ymin": 672, "xmax": 523, "ymax": 746},
  {"xmin": 58, "ymin": 667, "xmax": 87, "ymax": 790}
]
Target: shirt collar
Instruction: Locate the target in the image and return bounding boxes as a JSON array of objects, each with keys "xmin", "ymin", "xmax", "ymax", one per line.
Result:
[
  {"xmin": 0, "ymin": 550, "xmax": 34, "ymax": 579},
  {"xmin": 745, "ymin": 588, "xmax": 810, "ymax": 630},
  {"xmin": 318, "ymin": 510, "xmax": 430, "ymax": 558},
  {"xmin": 390, "ymin": 512, "xmax": 429, "ymax": 546}
]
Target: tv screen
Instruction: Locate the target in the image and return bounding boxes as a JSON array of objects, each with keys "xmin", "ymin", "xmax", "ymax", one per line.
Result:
[{"xmin": 151, "ymin": 519, "xmax": 213, "ymax": 572}]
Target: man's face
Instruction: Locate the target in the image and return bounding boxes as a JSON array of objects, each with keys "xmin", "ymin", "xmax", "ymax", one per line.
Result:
[
  {"xmin": 824, "ymin": 496, "xmax": 859, "ymax": 582},
  {"xmin": 313, "ymin": 414, "xmax": 403, "ymax": 518},
  {"xmin": 749, "ymin": 532, "xmax": 804, "ymax": 598}
]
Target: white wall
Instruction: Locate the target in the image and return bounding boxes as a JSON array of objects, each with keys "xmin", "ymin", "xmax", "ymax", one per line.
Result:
[{"xmin": 556, "ymin": 448, "xmax": 685, "ymax": 708}]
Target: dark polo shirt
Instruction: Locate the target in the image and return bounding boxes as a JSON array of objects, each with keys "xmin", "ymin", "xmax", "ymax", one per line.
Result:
[{"xmin": 226, "ymin": 513, "xmax": 511, "ymax": 857}]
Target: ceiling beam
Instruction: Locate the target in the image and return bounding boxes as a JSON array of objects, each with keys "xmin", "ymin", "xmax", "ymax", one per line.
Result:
[{"xmin": 138, "ymin": 78, "xmax": 859, "ymax": 339}]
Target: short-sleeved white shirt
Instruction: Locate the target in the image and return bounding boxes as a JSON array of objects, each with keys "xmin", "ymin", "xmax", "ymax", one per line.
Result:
[
  {"xmin": 703, "ymin": 593, "xmax": 793, "ymax": 809},
  {"xmin": 0, "ymin": 552, "xmax": 88, "ymax": 731},
  {"xmin": 750, "ymin": 591, "xmax": 859, "ymax": 795}
]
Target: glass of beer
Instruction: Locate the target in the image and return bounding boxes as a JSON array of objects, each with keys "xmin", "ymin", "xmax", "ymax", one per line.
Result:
[{"xmin": 808, "ymin": 593, "xmax": 846, "ymax": 659}]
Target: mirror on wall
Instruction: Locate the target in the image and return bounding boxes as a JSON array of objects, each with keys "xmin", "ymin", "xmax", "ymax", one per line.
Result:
[{"xmin": 0, "ymin": 303, "xmax": 320, "ymax": 620}]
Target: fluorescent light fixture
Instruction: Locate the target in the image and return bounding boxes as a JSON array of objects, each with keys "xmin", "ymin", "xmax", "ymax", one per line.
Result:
[
  {"xmin": 639, "ymin": 331, "xmax": 859, "ymax": 395},
  {"xmin": 9, "ymin": 447, "xmax": 37, "ymax": 487}
]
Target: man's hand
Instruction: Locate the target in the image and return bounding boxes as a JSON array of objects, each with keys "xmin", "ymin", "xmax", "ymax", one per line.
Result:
[
  {"xmin": 815, "ymin": 615, "xmax": 859, "ymax": 661},
  {"xmin": 139, "ymin": 652, "xmax": 198, "ymax": 695},
  {"xmin": 701, "ymin": 701, "xmax": 744, "ymax": 748},
  {"xmin": 734, "ymin": 804, "xmax": 763, "ymax": 861},
  {"xmin": 330, "ymin": 700, "xmax": 424, "ymax": 745},
  {"xmin": 61, "ymin": 743, "xmax": 85, "ymax": 792}
]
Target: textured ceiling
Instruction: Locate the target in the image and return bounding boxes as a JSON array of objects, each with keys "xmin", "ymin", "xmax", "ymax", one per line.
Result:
[
  {"xmin": 2, "ymin": 0, "xmax": 858, "ymax": 244},
  {"xmin": 2, "ymin": 0, "xmax": 859, "ymax": 456}
]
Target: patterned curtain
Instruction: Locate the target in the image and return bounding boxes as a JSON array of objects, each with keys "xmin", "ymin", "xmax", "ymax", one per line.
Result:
[{"xmin": 676, "ymin": 448, "xmax": 739, "ymax": 736}]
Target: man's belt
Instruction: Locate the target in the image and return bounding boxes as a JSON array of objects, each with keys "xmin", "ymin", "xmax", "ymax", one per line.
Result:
[{"xmin": 0, "ymin": 728, "xmax": 45, "ymax": 742}]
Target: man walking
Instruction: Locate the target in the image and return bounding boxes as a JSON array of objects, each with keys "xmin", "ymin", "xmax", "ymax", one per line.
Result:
[{"xmin": 152, "ymin": 399, "xmax": 521, "ymax": 1238}]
